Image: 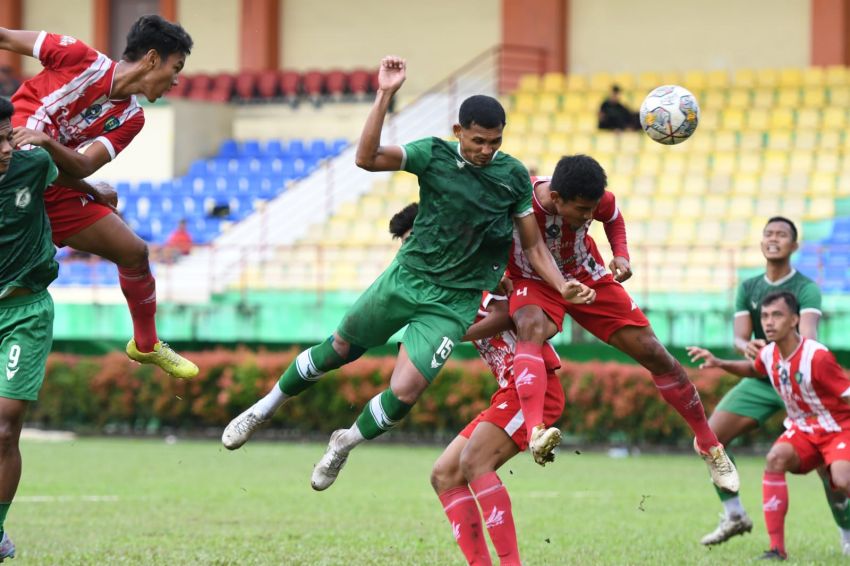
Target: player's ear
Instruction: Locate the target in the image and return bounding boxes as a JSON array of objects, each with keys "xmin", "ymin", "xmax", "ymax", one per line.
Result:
[
  {"xmin": 145, "ymin": 49, "xmax": 161, "ymax": 69},
  {"xmin": 452, "ymin": 124, "xmax": 462, "ymax": 140},
  {"xmin": 791, "ymin": 240, "xmax": 799, "ymax": 254}
]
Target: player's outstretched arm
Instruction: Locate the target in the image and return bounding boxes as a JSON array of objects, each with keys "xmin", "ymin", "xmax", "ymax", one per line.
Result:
[
  {"xmin": 0, "ymin": 28, "xmax": 40, "ymax": 57},
  {"xmin": 355, "ymin": 56, "xmax": 406, "ymax": 172},
  {"xmin": 732, "ymin": 313, "xmax": 764, "ymax": 360},
  {"xmin": 799, "ymin": 311, "xmax": 821, "ymax": 341},
  {"xmin": 515, "ymin": 214, "xmax": 595, "ymax": 304},
  {"xmin": 462, "ymin": 298, "xmax": 514, "ymax": 342},
  {"xmin": 54, "ymin": 171, "xmax": 118, "ymax": 210},
  {"xmin": 13, "ymin": 128, "xmax": 111, "ymax": 179},
  {"xmin": 687, "ymin": 346, "xmax": 759, "ymax": 377}
]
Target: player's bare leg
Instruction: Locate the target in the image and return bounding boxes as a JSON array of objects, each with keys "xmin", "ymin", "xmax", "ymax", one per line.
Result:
[
  {"xmin": 512, "ymin": 305, "xmax": 561, "ymax": 465},
  {"xmin": 62, "ymin": 214, "xmax": 198, "ymax": 378},
  {"xmin": 312, "ymin": 345, "xmax": 427, "ymax": 491},
  {"xmin": 461, "ymin": 422, "xmax": 522, "ymax": 565},
  {"xmin": 828, "ymin": 461, "xmax": 850, "ymax": 555},
  {"xmin": 608, "ymin": 325, "xmax": 738, "ymax": 492},
  {"xmin": 700, "ymin": 410, "xmax": 757, "ymax": 545},
  {"xmin": 0, "ymin": 397, "xmax": 27, "ymax": 561}
]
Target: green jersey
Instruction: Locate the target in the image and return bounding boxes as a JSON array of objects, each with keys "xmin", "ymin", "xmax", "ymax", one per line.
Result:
[
  {"xmin": 734, "ymin": 269, "xmax": 822, "ymax": 340},
  {"xmin": 397, "ymin": 137, "xmax": 533, "ymax": 291},
  {"xmin": 0, "ymin": 148, "xmax": 59, "ymax": 298}
]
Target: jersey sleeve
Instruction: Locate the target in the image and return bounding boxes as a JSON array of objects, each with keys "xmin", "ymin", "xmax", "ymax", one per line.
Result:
[
  {"xmin": 34, "ymin": 32, "xmax": 94, "ymax": 70},
  {"xmin": 812, "ymin": 350, "xmax": 850, "ymax": 399},
  {"xmin": 595, "ymin": 191, "xmax": 629, "ymax": 259},
  {"xmin": 753, "ymin": 348, "xmax": 769, "ymax": 377},
  {"xmin": 734, "ymin": 280, "xmax": 749, "ymax": 317},
  {"xmin": 84, "ymin": 111, "xmax": 145, "ymax": 161},
  {"xmin": 401, "ymin": 137, "xmax": 434, "ymax": 176},
  {"xmin": 798, "ymin": 280, "xmax": 823, "ymax": 314},
  {"xmin": 510, "ymin": 164, "xmax": 533, "ymax": 217}
]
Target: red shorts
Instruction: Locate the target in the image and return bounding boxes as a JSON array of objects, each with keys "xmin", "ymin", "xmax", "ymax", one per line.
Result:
[
  {"xmin": 775, "ymin": 426, "xmax": 850, "ymax": 474},
  {"xmin": 510, "ymin": 275, "xmax": 649, "ymax": 342},
  {"xmin": 45, "ymin": 186, "xmax": 113, "ymax": 246},
  {"xmin": 460, "ymin": 372, "xmax": 565, "ymax": 451}
]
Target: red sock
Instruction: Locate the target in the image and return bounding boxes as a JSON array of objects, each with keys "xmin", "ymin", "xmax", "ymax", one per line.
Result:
[
  {"xmin": 118, "ymin": 263, "xmax": 158, "ymax": 352},
  {"xmin": 438, "ymin": 486, "xmax": 492, "ymax": 566},
  {"xmin": 470, "ymin": 472, "xmax": 521, "ymax": 566},
  {"xmin": 652, "ymin": 362, "xmax": 718, "ymax": 452},
  {"xmin": 514, "ymin": 342, "xmax": 547, "ymax": 437},
  {"xmin": 763, "ymin": 471, "xmax": 788, "ymax": 555}
]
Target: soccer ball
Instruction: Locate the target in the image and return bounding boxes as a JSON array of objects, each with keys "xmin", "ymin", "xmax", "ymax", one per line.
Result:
[{"xmin": 639, "ymin": 85, "xmax": 700, "ymax": 145}]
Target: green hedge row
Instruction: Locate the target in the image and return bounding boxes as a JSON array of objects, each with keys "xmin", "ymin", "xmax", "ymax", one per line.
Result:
[{"xmin": 31, "ymin": 350, "xmax": 788, "ymax": 444}]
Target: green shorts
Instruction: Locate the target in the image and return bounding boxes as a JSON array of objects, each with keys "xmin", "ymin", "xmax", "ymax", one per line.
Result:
[
  {"xmin": 337, "ymin": 260, "xmax": 479, "ymax": 382},
  {"xmin": 714, "ymin": 376, "xmax": 784, "ymax": 426},
  {"xmin": 0, "ymin": 290, "xmax": 54, "ymax": 401}
]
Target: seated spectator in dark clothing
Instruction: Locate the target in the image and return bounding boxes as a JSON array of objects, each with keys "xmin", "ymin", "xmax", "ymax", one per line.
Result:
[
  {"xmin": 598, "ymin": 84, "xmax": 641, "ymax": 131},
  {"xmin": 0, "ymin": 66, "xmax": 20, "ymax": 99}
]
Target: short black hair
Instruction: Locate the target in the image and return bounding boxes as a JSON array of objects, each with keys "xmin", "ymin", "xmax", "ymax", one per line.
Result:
[
  {"xmin": 550, "ymin": 154, "xmax": 607, "ymax": 202},
  {"xmin": 0, "ymin": 97, "xmax": 13, "ymax": 121},
  {"xmin": 611, "ymin": 84, "xmax": 622, "ymax": 94},
  {"xmin": 762, "ymin": 291, "xmax": 800, "ymax": 315},
  {"xmin": 765, "ymin": 216, "xmax": 798, "ymax": 242},
  {"xmin": 458, "ymin": 95, "xmax": 505, "ymax": 129},
  {"xmin": 123, "ymin": 15, "xmax": 193, "ymax": 62},
  {"xmin": 389, "ymin": 202, "xmax": 418, "ymax": 239}
]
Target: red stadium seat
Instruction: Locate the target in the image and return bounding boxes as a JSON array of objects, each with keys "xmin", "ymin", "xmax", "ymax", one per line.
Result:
[
  {"xmin": 348, "ymin": 69, "xmax": 373, "ymax": 97},
  {"xmin": 303, "ymin": 70, "xmax": 325, "ymax": 97},
  {"xmin": 280, "ymin": 71, "xmax": 301, "ymax": 100},
  {"xmin": 187, "ymin": 73, "xmax": 213, "ymax": 100},
  {"xmin": 211, "ymin": 73, "xmax": 235, "ymax": 101},
  {"xmin": 235, "ymin": 71, "xmax": 258, "ymax": 100},
  {"xmin": 325, "ymin": 70, "xmax": 347, "ymax": 98},
  {"xmin": 168, "ymin": 74, "xmax": 191, "ymax": 98},
  {"xmin": 369, "ymin": 71, "xmax": 380, "ymax": 94},
  {"xmin": 257, "ymin": 70, "xmax": 280, "ymax": 100}
]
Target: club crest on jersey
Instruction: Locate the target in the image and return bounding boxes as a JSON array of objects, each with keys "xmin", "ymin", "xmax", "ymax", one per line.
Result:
[
  {"xmin": 546, "ymin": 223, "xmax": 561, "ymax": 238},
  {"xmin": 82, "ymin": 104, "xmax": 103, "ymax": 124},
  {"xmin": 103, "ymin": 117, "xmax": 121, "ymax": 132},
  {"xmin": 14, "ymin": 187, "xmax": 31, "ymax": 208},
  {"xmin": 59, "ymin": 35, "xmax": 77, "ymax": 46},
  {"xmin": 794, "ymin": 371, "xmax": 803, "ymax": 384}
]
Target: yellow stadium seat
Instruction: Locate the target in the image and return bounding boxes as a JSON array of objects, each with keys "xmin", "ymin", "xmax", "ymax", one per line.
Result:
[
  {"xmin": 683, "ymin": 70, "xmax": 708, "ymax": 91},
  {"xmin": 754, "ymin": 197, "xmax": 782, "ymax": 218},
  {"xmin": 815, "ymin": 151, "xmax": 840, "ymax": 173},
  {"xmin": 689, "ymin": 131, "xmax": 714, "ymax": 154},
  {"xmin": 758, "ymin": 174, "xmax": 785, "ymax": 195},
  {"xmin": 607, "ymin": 173, "xmax": 632, "ymax": 196},
  {"xmin": 808, "ymin": 172, "xmax": 836, "ymax": 197},
  {"xmin": 780, "ymin": 196, "xmax": 806, "ymax": 217},
  {"xmin": 712, "ymin": 130, "xmax": 735, "ymax": 151},
  {"xmin": 360, "ymin": 195, "xmax": 384, "ymax": 218},
  {"xmin": 756, "ymin": 68, "xmax": 780, "ymax": 87},
  {"xmin": 739, "ymin": 131, "xmax": 764, "ymax": 151},
  {"xmin": 796, "ymin": 108, "xmax": 821, "ymax": 130},
  {"xmin": 788, "ymin": 151, "xmax": 814, "ymax": 173},
  {"xmin": 745, "ymin": 108, "xmax": 770, "ymax": 131},
  {"xmin": 546, "ymin": 132, "xmax": 569, "ymax": 154},
  {"xmin": 711, "ymin": 152, "xmax": 736, "ymax": 174},
  {"xmin": 826, "ymin": 65, "xmax": 849, "ymax": 86},
  {"xmin": 590, "ymin": 72, "xmax": 614, "ymax": 92},
  {"xmin": 792, "ymin": 129, "xmax": 817, "ymax": 151},
  {"xmin": 807, "ymin": 197, "xmax": 835, "ymax": 219},
  {"xmin": 802, "ymin": 87, "xmax": 827, "ymax": 108},
  {"xmin": 681, "ymin": 174, "xmax": 708, "ymax": 195},
  {"xmin": 659, "ymin": 71, "xmax": 680, "ymax": 86},
  {"xmin": 523, "ymin": 135, "xmax": 546, "ymax": 157},
  {"xmin": 822, "ymin": 107, "xmax": 848, "ymax": 130},
  {"xmin": 539, "ymin": 153, "xmax": 560, "ymax": 174},
  {"xmin": 752, "ymin": 88, "xmax": 775, "ymax": 108},
  {"xmin": 765, "ymin": 130, "xmax": 793, "ymax": 150},
  {"xmin": 574, "ymin": 114, "xmax": 597, "ymax": 134},
  {"xmin": 706, "ymin": 70, "xmax": 730, "ymax": 89},
  {"xmin": 594, "ymin": 132, "xmax": 618, "ymax": 154},
  {"xmin": 733, "ymin": 68, "xmax": 756, "ymax": 87},
  {"xmin": 662, "ymin": 153, "xmax": 688, "ymax": 175},
  {"xmin": 762, "ymin": 150, "xmax": 788, "ymax": 173},
  {"xmin": 644, "ymin": 220, "xmax": 671, "ymax": 245},
  {"xmin": 723, "ymin": 220, "xmax": 751, "ymax": 244},
  {"xmin": 830, "ymin": 86, "xmax": 850, "ymax": 106},
  {"xmin": 785, "ymin": 172, "xmax": 808, "ymax": 195},
  {"xmin": 334, "ymin": 201, "xmax": 358, "ymax": 220},
  {"xmin": 837, "ymin": 174, "xmax": 850, "ymax": 196},
  {"xmin": 562, "ymin": 92, "xmax": 586, "ymax": 114},
  {"xmin": 697, "ymin": 219, "xmax": 724, "ymax": 240},
  {"xmin": 669, "ymin": 220, "xmax": 697, "ymax": 244},
  {"xmin": 776, "ymin": 88, "xmax": 801, "ymax": 107},
  {"xmin": 698, "ymin": 110, "xmax": 720, "ymax": 131},
  {"xmin": 704, "ymin": 195, "xmax": 729, "ymax": 217},
  {"xmin": 517, "ymin": 74, "xmax": 541, "ymax": 92},
  {"xmin": 779, "ymin": 68, "xmax": 803, "ymax": 87},
  {"xmin": 702, "ymin": 89, "xmax": 726, "ymax": 111},
  {"xmin": 612, "ymin": 154, "xmax": 637, "ymax": 174},
  {"xmin": 529, "ymin": 114, "xmax": 552, "ymax": 134},
  {"xmin": 819, "ymin": 130, "xmax": 841, "ymax": 150},
  {"xmin": 565, "ymin": 74, "xmax": 588, "ymax": 91},
  {"xmin": 653, "ymin": 197, "xmax": 677, "ymax": 217},
  {"xmin": 726, "ymin": 89, "xmax": 750, "ymax": 109},
  {"xmin": 506, "ymin": 111, "xmax": 530, "ymax": 135},
  {"xmin": 721, "ymin": 108, "xmax": 745, "ymax": 130},
  {"xmin": 657, "ymin": 175, "xmax": 683, "ymax": 197},
  {"xmin": 738, "ymin": 153, "xmax": 762, "ymax": 174},
  {"xmin": 616, "ymin": 134, "xmax": 640, "ymax": 154},
  {"xmin": 677, "ymin": 196, "xmax": 703, "ymax": 218},
  {"xmin": 637, "ymin": 71, "xmax": 661, "ymax": 91},
  {"xmin": 514, "ymin": 93, "xmax": 536, "ymax": 113},
  {"xmin": 611, "ymin": 72, "xmax": 636, "ymax": 90},
  {"xmin": 708, "ymin": 173, "xmax": 733, "ymax": 193},
  {"xmin": 537, "ymin": 92, "xmax": 560, "ymax": 113},
  {"xmin": 632, "ymin": 174, "xmax": 658, "ymax": 196},
  {"xmin": 733, "ymin": 172, "xmax": 759, "ymax": 195},
  {"xmin": 541, "ymin": 72, "xmax": 566, "ymax": 93},
  {"xmin": 727, "ymin": 196, "xmax": 755, "ymax": 219},
  {"xmin": 802, "ymin": 67, "xmax": 825, "ymax": 87},
  {"xmin": 551, "ymin": 112, "xmax": 573, "ymax": 132},
  {"xmin": 571, "ymin": 133, "xmax": 595, "ymax": 154},
  {"xmin": 624, "ymin": 196, "xmax": 652, "ymax": 220},
  {"xmin": 637, "ymin": 153, "xmax": 662, "ymax": 175}
]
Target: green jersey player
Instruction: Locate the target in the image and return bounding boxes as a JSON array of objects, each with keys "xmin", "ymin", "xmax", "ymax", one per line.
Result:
[
  {"xmin": 0, "ymin": 97, "xmax": 60, "ymax": 561},
  {"xmin": 222, "ymin": 55, "xmax": 594, "ymax": 491},
  {"xmin": 699, "ymin": 216, "xmax": 850, "ymax": 549}
]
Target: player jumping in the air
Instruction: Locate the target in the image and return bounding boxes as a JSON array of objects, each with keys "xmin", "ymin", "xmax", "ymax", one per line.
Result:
[
  {"xmin": 388, "ymin": 202, "xmax": 563, "ymax": 565},
  {"xmin": 0, "ymin": 97, "xmax": 62, "ymax": 561},
  {"xmin": 697, "ymin": 217, "xmax": 849, "ymax": 547},
  {"xmin": 222, "ymin": 56, "xmax": 594, "ymax": 491},
  {"xmin": 0, "ymin": 15, "xmax": 198, "ymax": 378},
  {"xmin": 507, "ymin": 155, "xmax": 738, "ymax": 491},
  {"xmin": 689, "ymin": 291, "xmax": 850, "ymax": 561}
]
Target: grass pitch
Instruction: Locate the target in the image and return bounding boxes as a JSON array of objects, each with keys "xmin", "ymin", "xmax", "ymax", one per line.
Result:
[{"xmin": 10, "ymin": 437, "xmax": 845, "ymax": 565}]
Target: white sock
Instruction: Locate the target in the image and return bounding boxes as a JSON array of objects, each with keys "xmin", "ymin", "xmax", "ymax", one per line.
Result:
[
  {"xmin": 334, "ymin": 423, "xmax": 366, "ymax": 452},
  {"xmin": 840, "ymin": 527, "xmax": 850, "ymax": 545},
  {"xmin": 722, "ymin": 496, "xmax": 746, "ymax": 518},
  {"xmin": 252, "ymin": 384, "xmax": 289, "ymax": 419}
]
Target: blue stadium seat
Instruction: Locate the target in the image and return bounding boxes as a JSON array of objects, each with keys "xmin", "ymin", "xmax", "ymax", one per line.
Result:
[
  {"xmin": 331, "ymin": 138, "xmax": 347, "ymax": 154},
  {"xmin": 309, "ymin": 139, "xmax": 328, "ymax": 158},
  {"xmin": 265, "ymin": 140, "xmax": 285, "ymax": 157},
  {"xmin": 241, "ymin": 140, "xmax": 262, "ymax": 158},
  {"xmin": 288, "ymin": 139, "xmax": 306, "ymax": 157},
  {"xmin": 219, "ymin": 139, "xmax": 238, "ymax": 159}
]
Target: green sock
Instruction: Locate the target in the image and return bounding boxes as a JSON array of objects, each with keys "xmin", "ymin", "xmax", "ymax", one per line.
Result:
[
  {"xmin": 355, "ymin": 389, "xmax": 412, "ymax": 440},
  {"xmin": 0, "ymin": 502, "xmax": 11, "ymax": 537},
  {"xmin": 277, "ymin": 337, "xmax": 345, "ymax": 396},
  {"xmin": 820, "ymin": 471, "xmax": 850, "ymax": 529},
  {"xmin": 714, "ymin": 450, "xmax": 739, "ymax": 501}
]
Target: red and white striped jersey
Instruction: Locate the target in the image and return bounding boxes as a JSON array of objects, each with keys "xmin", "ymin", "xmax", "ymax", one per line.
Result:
[
  {"xmin": 754, "ymin": 338, "xmax": 850, "ymax": 433},
  {"xmin": 472, "ymin": 292, "xmax": 559, "ymax": 388},
  {"xmin": 11, "ymin": 32, "xmax": 144, "ymax": 161},
  {"xmin": 507, "ymin": 177, "xmax": 626, "ymax": 283}
]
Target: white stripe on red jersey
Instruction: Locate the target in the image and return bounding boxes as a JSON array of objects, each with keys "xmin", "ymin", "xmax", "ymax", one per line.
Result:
[
  {"xmin": 12, "ymin": 32, "xmax": 144, "ymax": 160},
  {"xmin": 507, "ymin": 176, "xmax": 617, "ymax": 283},
  {"xmin": 755, "ymin": 338, "xmax": 850, "ymax": 433}
]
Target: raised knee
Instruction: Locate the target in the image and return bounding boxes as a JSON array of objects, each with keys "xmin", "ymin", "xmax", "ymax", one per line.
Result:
[
  {"xmin": 431, "ymin": 460, "xmax": 463, "ymax": 493},
  {"xmin": 0, "ymin": 423, "xmax": 18, "ymax": 452},
  {"xmin": 765, "ymin": 449, "xmax": 794, "ymax": 473},
  {"xmin": 514, "ymin": 310, "xmax": 548, "ymax": 343}
]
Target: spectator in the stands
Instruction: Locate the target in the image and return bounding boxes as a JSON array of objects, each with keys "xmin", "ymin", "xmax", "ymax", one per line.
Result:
[
  {"xmin": 598, "ymin": 84, "xmax": 640, "ymax": 131},
  {"xmin": 155, "ymin": 219, "xmax": 194, "ymax": 263}
]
